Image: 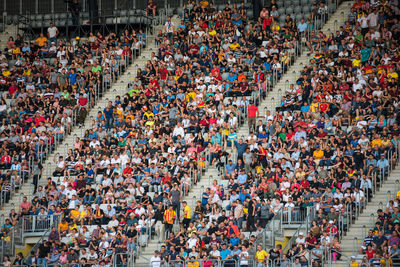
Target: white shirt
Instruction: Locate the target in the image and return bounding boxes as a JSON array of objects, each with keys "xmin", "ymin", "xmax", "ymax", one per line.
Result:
[
  {"xmin": 48, "ymin": 26, "xmax": 58, "ymax": 38},
  {"xmin": 173, "ymin": 126, "xmax": 185, "ymax": 137},
  {"xmin": 150, "ymin": 256, "xmax": 161, "ymax": 267}
]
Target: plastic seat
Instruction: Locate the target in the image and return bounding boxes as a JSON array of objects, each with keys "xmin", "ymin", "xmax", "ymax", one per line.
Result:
[
  {"xmin": 302, "ymin": 6, "xmax": 310, "ymax": 13},
  {"xmin": 286, "ymin": 7, "xmax": 294, "ymax": 14},
  {"xmin": 59, "ymin": 13, "xmax": 68, "ymax": 20},
  {"xmin": 292, "ymin": 0, "xmax": 300, "ymax": 7},
  {"xmin": 128, "ymin": 10, "xmax": 136, "ymax": 16},
  {"xmin": 120, "ymin": 10, "xmax": 127, "ymax": 16},
  {"xmin": 294, "ymin": 6, "xmax": 302, "ymax": 14},
  {"xmin": 247, "ymin": 10, "xmax": 254, "ymax": 19},
  {"xmin": 276, "ymin": 1, "xmax": 284, "ymax": 8},
  {"xmin": 295, "ymin": 14, "xmax": 303, "ymax": 22}
]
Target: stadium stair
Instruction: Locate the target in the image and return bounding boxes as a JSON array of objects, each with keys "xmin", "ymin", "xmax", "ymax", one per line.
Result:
[
  {"xmin": 0, "ymin": 25, "xmax": 161, "ymax": 221},
  {"xmin": 334, "ymin": 170, "xmax": 400, "ymax": 265},
  {"xmin": 135, "ymin": 2, "xmax": 353, "ymax": 264}
]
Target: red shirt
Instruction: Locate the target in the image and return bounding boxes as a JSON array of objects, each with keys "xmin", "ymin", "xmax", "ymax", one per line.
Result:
[
  {"xmin": 78, "ymin": 97, "xmax": 88, "ymax": 107},
  {"xmin": 365, "ymin": 249, "xmax": 375, "ymax": 260},
  {"xmin": 248, "ymin": 105, "xmax": 258, "ymax": 118}
]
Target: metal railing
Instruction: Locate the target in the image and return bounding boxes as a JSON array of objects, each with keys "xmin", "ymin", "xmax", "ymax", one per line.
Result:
[
  {"xmin": 339, "ymin": 140, "xmax": 400, "ymax": 259},
  {"xmin": 22, "ymin": 214, "xmax": 61, "ymax": 233}
]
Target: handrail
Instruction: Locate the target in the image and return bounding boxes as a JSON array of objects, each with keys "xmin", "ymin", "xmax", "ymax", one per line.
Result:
[
  {"xmin": 22, "ymin": 218, "xmax": 58, "ymax": 262},
  {"xmin": 282, "ymin": 206, "xmax": 316, "ymax": 254}
]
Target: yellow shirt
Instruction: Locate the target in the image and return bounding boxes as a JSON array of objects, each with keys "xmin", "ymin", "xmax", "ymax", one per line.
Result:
[
  {"xmin": 313, "ymin": 149, "xmax": 324, "ymax": 160},
  {"xmin": 199, "ymin": 0, "xmax": 208, "ymax": 8},
  {"xmin": 396, "ymin": 190, "xmax": 400, "ymax": 199},
  {"xmin": 352, "ymin": 59, "xmax": 361, "ymax": 67},
  {"xmin": 186, "ymin": 92, "xmax": 196, "ymax": 102},
  {"xmin": 35, "ymin": 37, "xmax": 48, "ymax": 47},
  {"xmin": 229, "ymin": 43, "xmax": 240, "ymax": 50},
  {"xmin": 188, "ymin": 261, "xmax": 200, "ymax": 267},
  {"xmin": 58, "ymin": 222, "xmax": 69, "ymax": 232},
  {"xmin": 184, "ymin": 205, "xmax": 191, "ymax": 219},
  {"xmin": 70, "ymin": 209, "xmax": 81, "ymax": 219},
  {"xmin": 371, "ymin": 138, "xmax": 382, "ymax": 148},
  {"xmin": 2, "ymin": 70, "xmax": 10, "ymax": 77},
  {"xmin": 388, "ymin": 71, "xmax": 398, "ymax": 82},
  {"xmin": 350, "ymin": 261, "xmax": 359, "ymax": 267},
  {"xmin": 256, "ymin": 250, "xmax": 269, "ymax": 262},
  {"xmin": 271, "ymin": 25, "xmax": 280, "ymax": 31},
  {"xmin": 310, "ymin": 102, "xmax": 319, "ymax": 113},
  {"xmin": 12, "ymin": 47, "xmax": 21, "ymax": 55},
  {"xmin": 143, "ymin": 112, "xmax": 154, "ymax": 120},
  {"xmin": 164, "ymin": 209, "xmax": 176, "ymax": 224}
]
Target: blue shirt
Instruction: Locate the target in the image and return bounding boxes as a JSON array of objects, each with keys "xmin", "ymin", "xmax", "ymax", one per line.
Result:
[
  {"xmin": 227, "ymin": 74, "xmax": 238, "ymax": 83},
  {"xmin": 238, "ymin": 174, "xmax": 247, "ymax": 184},
  {"xmin": 225, "ymin": 163, "xmax": 236, "ymax": 174},
  {"xmin": 68, "ymin": 73, "xmax": 77, "ymax": 85},
  {"xmin": 220, "ymin": 249, "xmax": 231, "ymax": 260},
  {"xmin": 298, "ymin": 22, "xmax": 308, "ymax": 32}
]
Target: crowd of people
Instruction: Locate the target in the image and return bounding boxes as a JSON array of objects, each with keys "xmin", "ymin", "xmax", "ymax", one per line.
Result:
[
  {"xmin": 0, "ymin": 19, "xmax": 148, "ymax": 207},
  {"xmin": 0, "ymin": 0, "xmax": 399, "ymax": 266},
  {"xmin": 358, "ymin": 194, "xmax": 400, "ymax": 266}
]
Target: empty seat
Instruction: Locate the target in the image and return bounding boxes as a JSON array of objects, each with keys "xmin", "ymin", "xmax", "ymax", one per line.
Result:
[
  {"xmin": 128, "ymin": 10, "xmax": 136, "ymax": 16},
  {"xmin": 294, "ymin": 6, "xmax": 302, "ymax": 14},
  {"xmin": 120, "ymin": 10, "xmax": 127, "ymax": 16},
  {"xmin": 246, "ymin": 10, "xmax": 253, "ymax": 19},
  {"xmin": 276, "ymin": 1, "xmax": 284, "ymax": 8},
  {"xmin": 292, "ymin": 0, "xmax": 300, "ymax": 6},
  {"xmin": 278, "ymin": 7, "xmax": 285, "ymax": 15},
  {"xmin": 286, "ymin": 7, "xmax": 294, "ymax": 14},
  {"xmin": 295, "ymin": 14, "xmax": 303, "ymax": 22},
  {"xmin": 302, "ymin": 6, "xmax": 310, "ymax": 13},
  {"xmin": 43, "ymin": 14, "xmax": 52, "ymax": 22},
  {"xmin": 59, "ymin": 13, "xmax": 68, "ymax": 19}
]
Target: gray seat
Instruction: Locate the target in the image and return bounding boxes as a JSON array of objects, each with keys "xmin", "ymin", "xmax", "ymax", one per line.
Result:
[
  {"xmin": 278, "ymin": 16, "xmax": 285, "ymax": 24},
  {"xmin": 36, "ymin": 14, "xmax": 43, "ymax": 21},
  {"xmin": 295, "ymin": 14, "xmax": 303, "ymax": 22},
  {"xmin": 120, "ymin": 17, "xmax": 128, "ymax": 24},
  {"xmin": 246, "ymin": 10, "xmax": 253, "ymax": 19},
  {"xmin": 44, "ymin": 14, "xmax": 52, "ymax": 21},
  {"xmin": 128, "ymin": 10, "xmax": 136, "ymax": 16},
  {"xmin": 278, "ymin": 8, "xmax": 285, "ymax": 15},
  {"xmin": 105, "ymin": 18, "xmax": 115, "ymax": 24},
  {"xmin": 292, "ymin": 0, "xmax": 300, "ymax": 7},
  {"xmin": 120, "ymin": 10, "xmax": 127, "ymax": 16},
  {"xmin": 284, "ymin": 0, "xmax": 293, "ymax": 7},
  {"xmin": 294, "ymin": 6, "xmax": 302, "ymax": 14},
  {"xmin": 285, "ymin": 7, "xmax": 293, "ymax": 14},
  {"xmin": 59, "ymin": 13, "xmax": 68, "ymax": 19},
  {"xmin": 302, "ymin": 6, "xmax": 310, "ymax": 13},
  {"xmin": 276, "ymin": 1, "xmax": 284, "ymax": 8}
]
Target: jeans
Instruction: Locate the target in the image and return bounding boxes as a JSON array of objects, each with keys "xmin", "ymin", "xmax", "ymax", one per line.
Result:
[{"xmin": 37, "ymin": 258, "xmax": 47, "ymax": 267}]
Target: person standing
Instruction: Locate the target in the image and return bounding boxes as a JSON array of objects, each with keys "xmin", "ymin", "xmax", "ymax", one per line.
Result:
[
  {"xmin": 154, "ymin": 203, "xmax": 165, "ymax": 242},
  {"xmin": 170, "ymin": 184, "xmax": 181, "ymax": 219},
  {"xmin": 247, "ymin": 101, "xmax": 259, "ymax": 134},
  {"xmin": 47, "ymin": 23, "xmax": 59, "ymax": 44},
  {"xmin": 180, "ymin": 201, "xmax": 191, "ymax": 228},
  {"xmin": 164, "ymin": 17, "xmax": 175, "ymax": 39},
  {"xmin": 32, "ymin": 159, "xmax": 43, "ymax": 194},
  {"xmin": 69, "ymin": 0, "xmax": 81, "ymax": 26},
  {"xmin": 163, "ymin": 205, "xmax": 176, "ymax": 235}
]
